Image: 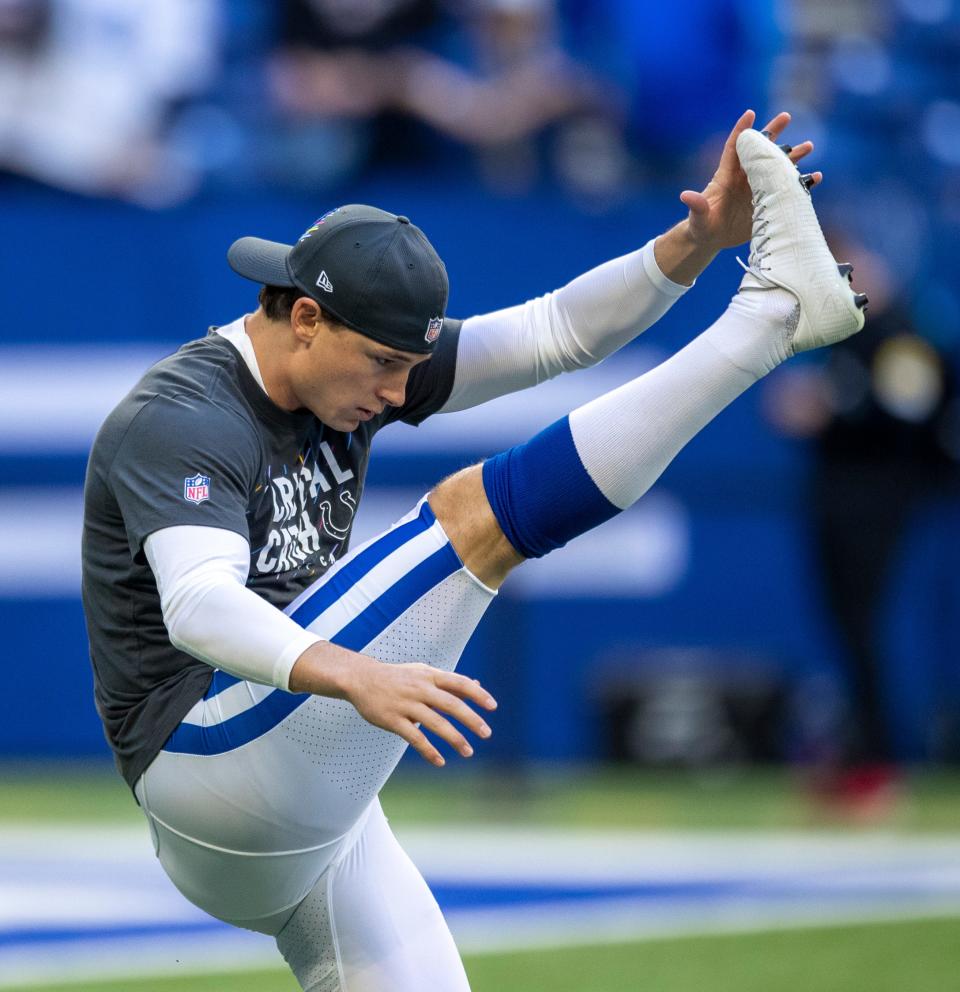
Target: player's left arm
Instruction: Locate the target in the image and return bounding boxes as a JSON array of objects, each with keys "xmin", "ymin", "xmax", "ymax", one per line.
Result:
[{"xmin": 439, "ymin": 109, "xmax": 821, "ymax": 414}]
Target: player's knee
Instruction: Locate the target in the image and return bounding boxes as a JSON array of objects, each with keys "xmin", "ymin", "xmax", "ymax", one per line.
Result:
[
  {"xmin": 476, "ymin": 416, "xmax": 620, "ymax": 559},
  {"xmin": 430, "ymin": 414, "xmax": 622, "ymax": 586},
  {"xmin": 428, "ymin": 464, "xmax": 522, "ymax": 589}
]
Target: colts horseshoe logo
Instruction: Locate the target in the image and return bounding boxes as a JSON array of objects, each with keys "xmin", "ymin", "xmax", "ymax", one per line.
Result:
[{"xmin": 319, "ymin": 490, "xmax": 357, "ymax": 541}]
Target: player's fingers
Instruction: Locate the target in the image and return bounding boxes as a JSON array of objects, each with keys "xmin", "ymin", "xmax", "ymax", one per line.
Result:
[
  {"xmin": 414, "ymin": 706, "xmax": 475, "ymax": 758},
  {"xmin": 396, "ymin": 721, "xmax": 446, "ymax": 767},
  {"xmin": 434, "ymin": 670, "xmax": 498, "ymax": 710},
  {"xmin": 427, "ymin": 688, "xmax": 493, "ymax": 740},
  {"xmin": 780, "ymin": 140, "xmax": 822, "ymax": 184},
  {"xmin": 720, "ymin": 109, "xmax": 755, "ymax": 160},
  {"xmin": 680, "ymin": 190, "xmax": 710, "ymax": 214},
  {"xmin": 759, "ymin": 110, "xmax": 791, "ymax": 140},
  {"xmin": 726, "ymin": 108, "xmax": 755, "ymax": 145},
  {"xmin": 716, "ymin": 109, "xmax": 759, "ymax": 175}
]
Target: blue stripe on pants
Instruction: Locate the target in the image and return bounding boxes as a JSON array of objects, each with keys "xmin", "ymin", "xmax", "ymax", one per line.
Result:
[
  {"xmin": 200, "ymin": 501, "xmax": 437, "ymax": 702},
  {"xmin": 163, "ymin": 531, "xmax": 462, "ymax": 756},
  {"xmin": 288, "ymin": 501, "xmax": 437, "ymax": 630}
]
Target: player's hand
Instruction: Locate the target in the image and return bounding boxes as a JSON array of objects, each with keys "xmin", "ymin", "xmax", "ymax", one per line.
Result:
[
  {"xmin": 679, "ymin": 109, "xmax": 822, "ymax": 251},
  {"xmin": 288, "ymin": 639, "xmax": 497, "ymax": 766},
  {"xmin": 345, "ymin": 658, "xmax": 498, "ymax": 767}
]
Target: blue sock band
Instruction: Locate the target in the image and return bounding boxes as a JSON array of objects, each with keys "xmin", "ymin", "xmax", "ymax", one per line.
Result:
[{"xmin": 481, "ymin": 415, "xmax": 621, "ymax": 559}]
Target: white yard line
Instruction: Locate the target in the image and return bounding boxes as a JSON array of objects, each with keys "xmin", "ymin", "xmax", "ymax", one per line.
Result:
[{"xmin": 2, "ymin": 824, "xmax": 960, "ymax": 988}]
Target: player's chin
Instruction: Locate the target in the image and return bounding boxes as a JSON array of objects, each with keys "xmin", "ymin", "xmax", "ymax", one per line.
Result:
[{"xmin": 322, "ymin": 411, "xmax": 361, "ymax": 432}]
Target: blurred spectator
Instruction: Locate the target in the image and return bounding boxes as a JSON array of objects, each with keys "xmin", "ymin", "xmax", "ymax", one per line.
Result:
[
  {"xmin": 764, "ymin": 233, "xmax": 960, "ymax": 808},
  {"xmin": 0, "ymin": 0, "xmax": 49, "ymax": 49},
  {"xmin": 264, "ymin": 0, "xmax": 628, "ymax": 198},
  {"xmin": 566, "ymin": 0, "xmax": 778, "ymax": 178},
  {"xmin": 272, "ymin": 0, "xmax": 442, "ymax": 119},
  {"xmin": 263, "ymin": 0, "xmax": 444, "ymax": 187},
  {"xmin": 0, "ymin": 0, "xmax": 222, "ymax": 205},
  {"xmin": 399, "ymin": 0, "xmax": 627, "ymax": 197}
]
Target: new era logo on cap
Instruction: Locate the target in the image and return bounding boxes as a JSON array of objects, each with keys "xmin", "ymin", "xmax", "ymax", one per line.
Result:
[{"xmin": 316, "ymin": 270, "xmax": 333, "ymax": 293}]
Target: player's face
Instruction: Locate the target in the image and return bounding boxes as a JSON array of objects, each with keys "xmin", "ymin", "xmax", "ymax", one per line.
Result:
[{"xmin": 292, "ymin": 317, "xmax": 429, "ymax": 431}]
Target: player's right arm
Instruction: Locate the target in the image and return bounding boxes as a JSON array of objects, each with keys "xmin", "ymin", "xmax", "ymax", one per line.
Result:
[
  {"xmin": 145, "ymin": 525, "xmax": 496, "ymax": 767},
  {"xmin": 438, "ymin": 235, "xmax": 691, "ymax": 414}
]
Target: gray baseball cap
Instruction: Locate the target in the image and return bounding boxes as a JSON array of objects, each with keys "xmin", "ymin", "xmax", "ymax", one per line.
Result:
[{"xmin": 227, "ymin": 204, "xmax": 449, "ymax": 354}]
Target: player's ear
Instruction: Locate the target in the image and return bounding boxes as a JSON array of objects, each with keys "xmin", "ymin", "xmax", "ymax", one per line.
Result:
[{"xmin": 291, "ymin": 297, "xmax": 322, "ymax": 343}]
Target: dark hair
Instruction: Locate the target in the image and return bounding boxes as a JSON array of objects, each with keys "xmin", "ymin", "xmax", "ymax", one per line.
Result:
[
  {"xmin": 258, "ymin": 285, "xmax": 345, "ymax": 330},
  {"xmin": 258, "ymin": 284, "xmax": 305, "ymax": 322}
]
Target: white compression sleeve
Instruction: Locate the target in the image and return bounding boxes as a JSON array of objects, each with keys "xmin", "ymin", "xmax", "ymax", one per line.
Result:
[
  {"xmin": 144, "ymin": 526, "xmax": 322, "ymax": 691},
  {"xmin": 440, "ymin": 239, "xmax": 690, "ymax": 413}
]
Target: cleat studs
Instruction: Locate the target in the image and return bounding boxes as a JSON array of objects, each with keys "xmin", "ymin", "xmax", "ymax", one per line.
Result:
[
  {"xmin": 838, "ymin": 262, "xmax": 854, "ymax": 281},
  {"xmin": 800, "ymin": 173, "xmax": 816, "ymax": 190},
  {"xmin": 854, "ymin": 292, "xmax": 869, "ymax": 310},
  {"xmin": 779, "ymin": 143, "xmax": 793, "ymax": 155},
  {"xmin": 761, "ymin": 129, "xmax": 774, "ymax": 139}
]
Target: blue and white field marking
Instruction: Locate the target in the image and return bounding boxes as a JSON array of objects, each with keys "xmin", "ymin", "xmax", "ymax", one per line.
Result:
[{"xmin": 3, "ymin": 823, "xmax": 960, "ymax": 987}]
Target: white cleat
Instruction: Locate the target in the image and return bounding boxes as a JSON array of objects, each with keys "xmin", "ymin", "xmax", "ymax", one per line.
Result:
[{"xmin": 735, "ymin": 127, "xmax": 867, "ymax": 354}]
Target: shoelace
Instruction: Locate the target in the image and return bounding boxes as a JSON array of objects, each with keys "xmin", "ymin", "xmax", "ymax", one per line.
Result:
[
  {"xmin": 735, "ymin": 190, "xmax": 775, "ymax": 283},
  {"xmin": 747, "ymin": 191, "xmax": 772, "ymax": 270}
]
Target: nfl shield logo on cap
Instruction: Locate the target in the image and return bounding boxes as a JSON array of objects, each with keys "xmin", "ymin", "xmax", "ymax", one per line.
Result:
[
  {"xmin": 425, "ymin": 316, "xmax": 443, "ymax": 344},
  {"xmin": 183, "ymin": 473, "xmax": 211, "ymax": 505}
]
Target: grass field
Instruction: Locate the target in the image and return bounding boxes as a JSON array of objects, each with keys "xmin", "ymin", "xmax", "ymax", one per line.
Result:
[
  {"xmin": 4, "ymin": 761, "xmax": 960, "ymax": 831},
  {"xmin": 14, "ymin": 918, "xmax": 960, "ymax": 992},
  {"xmin": 4, "ymin": 763, "xmax": 959, "ymax": 992}
]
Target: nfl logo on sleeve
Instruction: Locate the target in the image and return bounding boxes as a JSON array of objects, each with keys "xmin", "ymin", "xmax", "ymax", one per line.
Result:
[{"xmin": 183, "ymin": 473, "xmax": 211, "ymax": 505}]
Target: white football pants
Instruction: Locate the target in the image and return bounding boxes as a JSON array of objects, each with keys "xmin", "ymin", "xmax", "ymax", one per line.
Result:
[{"xmin": 135, "ymin": 498, "xmax": 496, "ymax": 990}]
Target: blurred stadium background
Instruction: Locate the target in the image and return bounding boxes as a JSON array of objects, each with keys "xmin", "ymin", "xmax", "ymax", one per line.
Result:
[{"xmin": 2, "ymin": 0, "xmax": 960, "ymax": 989}]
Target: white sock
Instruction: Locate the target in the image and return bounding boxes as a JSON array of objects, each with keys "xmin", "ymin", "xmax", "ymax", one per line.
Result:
[{"xmin": 569, "ymin": 288, "xmax": 799, "ymax": 510}]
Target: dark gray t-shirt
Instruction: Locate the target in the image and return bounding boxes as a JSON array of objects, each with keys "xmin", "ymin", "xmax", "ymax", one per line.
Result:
[{"xmin": 82, "ymin": 322, "xmax": 461, "ymax": 790}]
